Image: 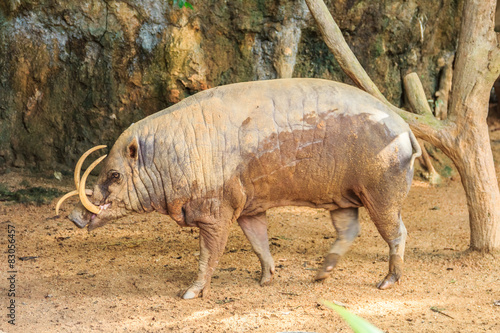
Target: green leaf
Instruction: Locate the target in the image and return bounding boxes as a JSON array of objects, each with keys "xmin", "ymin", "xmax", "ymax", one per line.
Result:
[
  {"xmin": 172, "ymin": 0, "xmax": 193, "ymax": 9},
  {"xmin": 321, "ymin": 300, "xmax": 384, "ymax": 333}
]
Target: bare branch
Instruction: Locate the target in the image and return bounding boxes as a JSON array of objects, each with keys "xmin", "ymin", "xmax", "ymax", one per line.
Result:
[
  {"xmin": 304, "ymin": 0, "xmax": 444, "ymax": 144},
  {"xmin": 390, "ymin": 108, "xmax": 448, "ymax": 148},
  {"xmin": 434, "ymin": 55, "xmax": 454, "ymax": 120},
  {"xmin": 303, "ymin": 0, "xmax": 388, "ymax": 103}
]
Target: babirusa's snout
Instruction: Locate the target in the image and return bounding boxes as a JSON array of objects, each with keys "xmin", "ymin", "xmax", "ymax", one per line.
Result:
[{"xmin": 68, "ymin": 203, "xmax": 90, "ymax": 228}]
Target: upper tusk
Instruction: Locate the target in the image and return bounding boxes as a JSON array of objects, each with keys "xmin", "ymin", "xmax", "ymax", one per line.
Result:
[
  {"xmin": 79, "ymin": 154, "xmax": 107, "ymax": 215},
  {"xmin": 55, "ymin": 189, "xmax": 93, "ymax": 215},
  {"xmin": 74, "ymin": 145, "xmax": 107, "ymax": 190},
  {"xmin": 55, "ymin": 145, "xmax": 106, "ymax": 216}
]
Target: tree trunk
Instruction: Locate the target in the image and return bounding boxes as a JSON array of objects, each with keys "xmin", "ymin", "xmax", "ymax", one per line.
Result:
[
  {"xmin": 442, "ymin": 76, "xmax": 500, "ymax": 251},
  {"xmin": 450, "ymin": 121, "xmax": 500, "ymax": 251},
  {"xmin": 304, "ymin": 0, "xmax": 500, "ymax": 251},
  {"xmin": 444, "ymin": 0, "xmax": 500, "ymax": 251}
]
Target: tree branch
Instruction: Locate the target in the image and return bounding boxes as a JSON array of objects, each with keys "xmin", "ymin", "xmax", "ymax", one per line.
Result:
[
  {"xmin": 391, "ymin": 108, "xmax": 448, "ymax": 148},
  {"xmin": 303, "ymin": 0, "xmax": 387, "ymax": 103},
  {"xmin": 434, "ymin": 55, "xmax": 454, "ymax": 120},
  {"xmin": 304, "ymin": 0, "xmax": 444, "ymax": 144},
  {"xmin": 403, "ymin": 73, "xmax": 433, "ymax": 115}
]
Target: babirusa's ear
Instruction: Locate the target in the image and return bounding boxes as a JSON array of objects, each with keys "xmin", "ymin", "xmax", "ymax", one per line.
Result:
[{"xmin": 127, "ymin": 138, "xmax": 139, "ymax": 161}]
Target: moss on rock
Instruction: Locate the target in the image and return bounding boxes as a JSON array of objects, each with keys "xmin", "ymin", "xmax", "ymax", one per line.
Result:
[{"xmin": 0, "ymin": 0, "xmax": 462, "ymax": 171}]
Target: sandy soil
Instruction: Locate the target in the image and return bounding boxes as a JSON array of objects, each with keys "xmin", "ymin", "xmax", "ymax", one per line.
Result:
[{"xmin": 1, "ymin": 125, "xmax": 499, "ymax": 333}]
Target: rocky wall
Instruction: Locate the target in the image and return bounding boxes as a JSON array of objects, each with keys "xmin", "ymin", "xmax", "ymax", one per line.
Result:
[{"xmin": 0, "ymin": 0, "xmax": 463, "ymax": 171}]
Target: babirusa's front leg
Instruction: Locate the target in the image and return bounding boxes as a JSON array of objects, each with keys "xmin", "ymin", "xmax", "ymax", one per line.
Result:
[{"xmin": 182, "ymin": 219, "xmax": 230, "ymax": 299}]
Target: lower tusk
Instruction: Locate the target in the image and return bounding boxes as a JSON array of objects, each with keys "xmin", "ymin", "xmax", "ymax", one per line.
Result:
[
  {"xmin": 55, "ymin": 189, "xmax": 93, "ymax": 215},
  {"xmin": 79, "ymin": 154, "xmax": 107, "ymax": 214},
  {"xmin": 100, "ymin": 203, "xmax": 111, "ymax": 211}
]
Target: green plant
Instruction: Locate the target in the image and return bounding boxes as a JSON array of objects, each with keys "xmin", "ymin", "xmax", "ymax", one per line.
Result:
[
  {"xmin": 321, "ymin": 300, "xmax": 384, "ymax": 333},
  {"xmin": 171, "ymin": 0, "xmax": 193, "ymax": 9}
]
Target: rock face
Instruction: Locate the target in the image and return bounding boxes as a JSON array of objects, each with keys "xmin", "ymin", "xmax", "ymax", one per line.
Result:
[{"xmin": 0, "ymin": 0, "xmax": 462, "ymax": 171}]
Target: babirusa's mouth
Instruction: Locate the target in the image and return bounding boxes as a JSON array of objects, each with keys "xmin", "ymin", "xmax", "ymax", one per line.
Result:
[{"xmin": 91, "ymin": 203, "xmax": 111, "ymax": 221}]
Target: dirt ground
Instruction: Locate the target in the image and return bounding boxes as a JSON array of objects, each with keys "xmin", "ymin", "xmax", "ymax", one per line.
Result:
[{"xmin": 1, "ymin": 124, "xmax": 500, "ymax": 333}]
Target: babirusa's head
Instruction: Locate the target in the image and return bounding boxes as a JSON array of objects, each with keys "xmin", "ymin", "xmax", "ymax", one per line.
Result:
[{"xmin": 56, "ymin": 137, "xmax": 142, "ymax": 231}]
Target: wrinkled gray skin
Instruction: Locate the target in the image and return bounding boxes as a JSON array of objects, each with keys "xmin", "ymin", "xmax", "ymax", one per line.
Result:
[{"xmin": 69, "ymin": 78, "xmax": 420, "ymax": 299}]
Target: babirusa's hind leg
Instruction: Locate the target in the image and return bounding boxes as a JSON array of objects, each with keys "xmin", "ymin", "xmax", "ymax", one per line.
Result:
[
  {"xmin": 368, "ymin": 208, "xmax": 407, "ymax": 290},
  {"xmin": 377, "ymin": 215, "xmax": 407, "ymax": 289},
  {"xmin": 237, "ymin": 213, "xmax": 275, "ymax": 286},
  {"xmin": 315, "ymin": 208, "xmax": 360, "ymax": 281}
]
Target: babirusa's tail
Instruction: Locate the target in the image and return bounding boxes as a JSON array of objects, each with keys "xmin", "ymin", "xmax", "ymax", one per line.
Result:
[{"xmin": 409, "ymin": 130, "xmax": 421, "ymax": 169}]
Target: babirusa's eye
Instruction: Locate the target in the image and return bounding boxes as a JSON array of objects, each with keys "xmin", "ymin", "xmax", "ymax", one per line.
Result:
[{"xmin": 108, "ymin": 170, "xmax": 121, "ymax": 182}]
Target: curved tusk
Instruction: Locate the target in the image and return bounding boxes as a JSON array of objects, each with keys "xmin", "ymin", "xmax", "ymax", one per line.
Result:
[
  {"xmin": 55, "ymin": 145, "xmax": 106, "ymax": 216},
  {"xmin": 79, "ymin": 154, "xmax": 107, "ymax": 214},
  {"xmin": 74, "ymin": 145, "xmax": 107, "ymax": 190},
  {"xmin": 55, "ymin": 189, "xmax": 93, "ymax": 216}
]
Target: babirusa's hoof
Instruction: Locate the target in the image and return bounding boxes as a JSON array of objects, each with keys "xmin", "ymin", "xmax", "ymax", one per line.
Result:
[
  {"xmin": 315, "ymin": 253, "xmax": 340, "ymax": 281},
  {"xmin": 377, "ymin": 254, "xmax": 403, "ymax": 290},
  {"xmin": 182, "ymin": 289, "xmax": 199, "ymax": 299}
]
